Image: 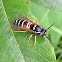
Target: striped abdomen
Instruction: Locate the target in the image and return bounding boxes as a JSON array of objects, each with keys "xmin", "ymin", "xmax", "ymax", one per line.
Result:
[{"xmin": 14, "ymin": 19, "xmax": 32, "ymax": 29}]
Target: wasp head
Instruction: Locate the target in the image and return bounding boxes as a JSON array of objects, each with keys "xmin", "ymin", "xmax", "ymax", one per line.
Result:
[{"xmin": 40, "ymin": 28, "xmax": 47, "ymax": 37}]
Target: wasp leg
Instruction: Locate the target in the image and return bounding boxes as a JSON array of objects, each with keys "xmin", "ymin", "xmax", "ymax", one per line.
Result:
[
  {"xmin": 10, "ymin": 30, "xmax": 27, "ymax": 32},
  {"xmin": 27, "ymin": 14, "xmax": 30, "ymax": 20},
  {"xmin": 33, "ymin": 35, "xmax": 36, "ymax": 48},
  {"xmin": 36, "ymin": 19, "xmax": 39, "ymax": 24},
  {"xmin": 27, "ymin": 14, "xmax": 29, "ymax": 19},
  {"xmin": 27, "ymin": 34, "xmax": 33, "ymax": 44}
]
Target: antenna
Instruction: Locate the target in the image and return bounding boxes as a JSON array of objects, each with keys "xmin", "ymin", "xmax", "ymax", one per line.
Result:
[
  {"xmin": 46, "ymin": 36, "xmax": 52, "ymax": 44},
  {"xmin": 45, "ymin": 22, "xmax": 55, "ymax": 44},
  {"xmin": 47, "ymin": 22, "xmax": 55, "ymax": 31}
]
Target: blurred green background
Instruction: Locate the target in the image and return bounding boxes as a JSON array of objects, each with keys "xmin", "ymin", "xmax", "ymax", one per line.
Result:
[{"xmin": 0, "ymin": 0, "xmax": 62, "ymax": 62}]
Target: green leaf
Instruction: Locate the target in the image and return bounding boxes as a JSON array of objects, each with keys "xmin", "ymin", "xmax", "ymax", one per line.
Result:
[
  {"xmin": 0, "ymin": 0, "xmax": 25, "ymax": 62},
  {"xmin": 31, "ymin": 0, "xmax": 62, "ymax": 10},
  {"xmin": 0, "ymin": 0, "xmax": 56, "ymax": 62},
  {"xmin": 28, "ymin": 1, "xmax": 62, "ymax": 49}
]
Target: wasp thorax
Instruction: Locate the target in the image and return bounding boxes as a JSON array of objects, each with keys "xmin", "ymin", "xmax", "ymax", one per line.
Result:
[
  {"xmin": 35, "ymin": 26, "xmax": 41, "ymax": 32},
  {"xmin": 40, "ymin": 28, "xmax": 47, "ymax": 37}
]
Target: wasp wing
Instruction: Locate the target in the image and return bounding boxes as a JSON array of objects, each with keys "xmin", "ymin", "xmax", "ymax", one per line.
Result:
[
  {"xmin": 13, "ymin": 25, "xmax": 36, "ymax": 33},
  {"xmin": 18, "ymin": 14, "xmax": 38, "ymax": 25}
]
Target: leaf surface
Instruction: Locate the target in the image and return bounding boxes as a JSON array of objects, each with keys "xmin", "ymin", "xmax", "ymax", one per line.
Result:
[
  {"xmin": 0, "ymin": 0, "xmax": 25, "ymax": 62},
  {"xmin": 31, "ymin": 0, "xmax": 62, "ymax": 10},
  {"xmin": 0, "ymin": 0, "xmax": 56, "ymax": 62},
  {"xmin": 28, "ymin": 1, "xmax": 62, "ymax": 48}
]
